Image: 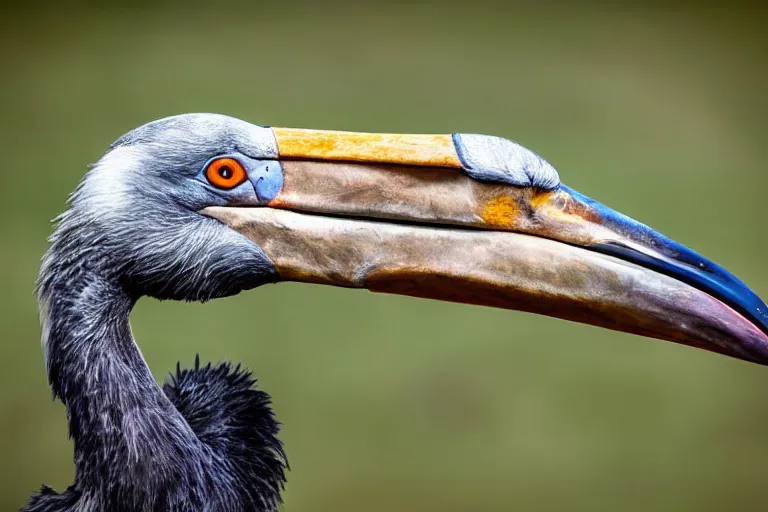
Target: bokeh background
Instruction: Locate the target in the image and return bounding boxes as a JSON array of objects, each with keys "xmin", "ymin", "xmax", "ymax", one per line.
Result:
[{"xmin": 1, "ymin": 2, "xmax": 767, "ymax": 510}]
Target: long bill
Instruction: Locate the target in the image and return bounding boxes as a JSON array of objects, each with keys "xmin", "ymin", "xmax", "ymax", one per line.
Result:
[{"xmin": 203, "ymin": 128, "xmax": 768, "ymax": 365}]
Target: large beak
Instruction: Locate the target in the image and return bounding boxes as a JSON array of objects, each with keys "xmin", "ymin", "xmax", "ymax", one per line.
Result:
[{"xmin": 203, "ymin": 128, "xmax": 768, "ymax": 365}]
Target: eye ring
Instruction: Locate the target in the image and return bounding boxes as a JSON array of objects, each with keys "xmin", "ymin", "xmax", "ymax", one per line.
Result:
[{"xmin": 205, "ymin": 157, "xmax": 247, "ymax": 190}]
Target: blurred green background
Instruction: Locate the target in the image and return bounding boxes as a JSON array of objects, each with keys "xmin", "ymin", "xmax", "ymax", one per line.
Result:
[{"xmin": 1, "ymin": 2, "xmax": 767, "ymax": 510}]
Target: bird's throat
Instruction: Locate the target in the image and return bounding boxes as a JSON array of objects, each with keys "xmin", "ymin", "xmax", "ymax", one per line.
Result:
[{"xmin": 38, "ymin": 269, "xmax": 203, "ymax": 493}]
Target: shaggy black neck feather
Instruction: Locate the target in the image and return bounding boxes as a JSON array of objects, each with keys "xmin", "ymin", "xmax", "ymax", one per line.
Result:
[
  {"xmin": 41, "ymin": 264, "xmax": 212, "ymax": 507},
  {"xmin": 31, "ymin": 241, "xmax": 287, "ymax": 511}
]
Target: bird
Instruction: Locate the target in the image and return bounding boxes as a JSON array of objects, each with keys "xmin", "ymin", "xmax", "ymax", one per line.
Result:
[{"xmin": 25, "ymin": 113, "xmax": 768, "ymax": 511}]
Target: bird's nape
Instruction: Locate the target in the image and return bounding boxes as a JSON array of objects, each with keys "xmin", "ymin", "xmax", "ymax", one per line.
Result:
[{"xmin": 27, "ymin": 113, "xmax": 768, "ymax": 511}]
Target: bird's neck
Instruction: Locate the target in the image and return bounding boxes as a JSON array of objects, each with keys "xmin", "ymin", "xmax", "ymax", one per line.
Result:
[{"xmin": 40, "ymin": 267, "xmax": 202, "ymax": 493}]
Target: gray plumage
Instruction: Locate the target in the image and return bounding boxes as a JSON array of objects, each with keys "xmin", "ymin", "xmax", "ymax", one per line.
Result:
[{"xmin": 27, "ymin": 114, "xmax": 288, "ymax": 511}]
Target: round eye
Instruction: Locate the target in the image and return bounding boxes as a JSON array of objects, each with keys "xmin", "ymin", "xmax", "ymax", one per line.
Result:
[{"xmin": 205, "ymin": 158, "xmax": 247, "ymax": 190}]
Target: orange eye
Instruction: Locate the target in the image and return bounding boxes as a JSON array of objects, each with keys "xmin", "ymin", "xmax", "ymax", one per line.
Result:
[{"xmin": 205, "ymin": 158, "xmax": 247, "ymax": 190}]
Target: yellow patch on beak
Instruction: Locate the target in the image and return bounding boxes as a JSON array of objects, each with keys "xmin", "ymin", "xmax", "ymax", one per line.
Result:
[
  {"xmin": 272, "ymin": 128, "xmax": 462, "ymax": 168},
  {"xmin": 481, "ymin": 195, "xmax": 520, "ymax": 228}
]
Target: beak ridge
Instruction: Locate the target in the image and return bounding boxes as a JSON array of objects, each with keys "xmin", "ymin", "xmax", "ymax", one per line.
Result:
[{"xmin": 206, "ymin": 126, "xmax": 768, "ymax": 365}]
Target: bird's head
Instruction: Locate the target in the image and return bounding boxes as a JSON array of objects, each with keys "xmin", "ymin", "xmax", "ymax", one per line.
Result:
[
  {"xmin": 42, "ymin": 114, "xmax": 283, "ymax": 302},
  {"xmin": 43, "ymin": 113, "xmax": 768, "ymax": 364}
]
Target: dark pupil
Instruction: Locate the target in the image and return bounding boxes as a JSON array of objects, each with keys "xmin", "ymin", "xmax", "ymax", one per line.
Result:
[{"xmin": 218, "ymin": 166, "xmax": 233, "ymax": 179}]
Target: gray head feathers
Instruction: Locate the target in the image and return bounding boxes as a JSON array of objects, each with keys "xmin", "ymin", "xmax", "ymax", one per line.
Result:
[{"xmin": 31, "ymin": 113, "xmax": 288, "ymax": 511}]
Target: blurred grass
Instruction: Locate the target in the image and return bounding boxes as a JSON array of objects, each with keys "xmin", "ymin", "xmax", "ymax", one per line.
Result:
[{"xmin": 1, "ymin": 2, "xmax": 767, "ymax": 510}]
